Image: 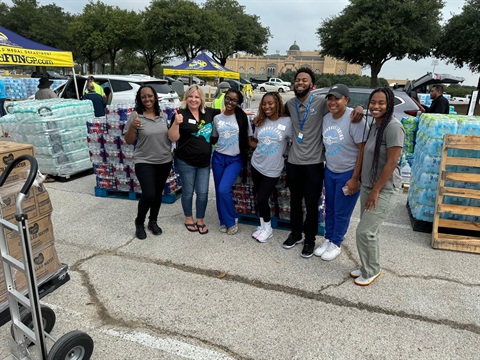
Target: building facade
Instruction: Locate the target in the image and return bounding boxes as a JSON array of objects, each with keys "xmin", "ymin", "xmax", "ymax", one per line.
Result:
[{"xmin": 225, "ymin": 42, "xmax": 362, "ymax": 79}]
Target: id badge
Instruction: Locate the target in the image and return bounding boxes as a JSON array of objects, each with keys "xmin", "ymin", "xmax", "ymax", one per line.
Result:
[
  {"xmin": 297, "ymin": 132, "xmax": 304, "ymax": 143},
  {"xmin": 188, "ymin": 118, "xmax": 196, "ymax": 125}
]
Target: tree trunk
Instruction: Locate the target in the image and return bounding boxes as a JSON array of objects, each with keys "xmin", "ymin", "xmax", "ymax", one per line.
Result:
[{"xmin": 369, "ymin": 61, "xmax": 383, "ymax": 88}]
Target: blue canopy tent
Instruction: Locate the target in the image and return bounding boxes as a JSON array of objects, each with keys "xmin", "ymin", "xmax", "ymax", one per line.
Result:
[
  {"xmin": 164, "ymin": 52, "xmax": 239, "ymax": 80},
  {"xmin": 0, "ymin": 26, "xmax": 79, "ymax": 98}
]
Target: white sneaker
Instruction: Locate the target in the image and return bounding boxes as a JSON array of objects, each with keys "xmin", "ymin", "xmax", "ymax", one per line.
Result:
[
  {"xmin": 219, "ymin": 225, "xmax": 227, "ymax": 233},
  {"xmin": 350, "ymin": 269, "xmax": 362, "ymax": 278},
  {"xmin": 321, "ymin": 242, "xmax": 341, "ymax": 261},
  {"xmin": 313, "ymin": 238, "xmax": 330, "ymax": 257},
  {"xmin": 252, "ymin": 218, "xmax": 265, "ymax": 239},
  {"xmin": 256, "ymin": 222, "xmax": 273, "ymax": 243},
  {"xmin": 354, "ymin": 272, "xmax": 381, "ymax": 286}
]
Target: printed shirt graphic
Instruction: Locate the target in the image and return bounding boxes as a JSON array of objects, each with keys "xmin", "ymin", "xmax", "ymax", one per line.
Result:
[
  {"xmin": 251, "ymin": 116, "xmax": 292, "ymax": 178},
  {"xmin": 212, "ymin": 113, "xmax": 240, "ymax": 156},
  {"xmin": 194, "ymin": 121, "xmax": 213, "ymax": 143},
  {"xmin": 323, "ymin": 107, "xmax": 368, "ymax": 173}
]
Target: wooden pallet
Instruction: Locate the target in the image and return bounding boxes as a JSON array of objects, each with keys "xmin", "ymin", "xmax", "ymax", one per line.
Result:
[{"xmin": 432, "ymin": 134, "xmax": 480, "ymax": 253}]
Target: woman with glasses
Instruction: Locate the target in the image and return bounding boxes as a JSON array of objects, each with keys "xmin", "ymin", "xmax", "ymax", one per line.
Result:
[
  {"xmin": 168, "ymin": 85, "xmax": 220, "ymax": 235},
  {"xmin": 210, "ymin": 89, "xmax": 250, "ymax": 235}
]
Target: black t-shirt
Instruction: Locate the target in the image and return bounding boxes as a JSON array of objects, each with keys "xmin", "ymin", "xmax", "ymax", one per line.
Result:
[
  {"xmin": 426, "ymin": 95, "xmax": 449, "ymax": 114},
  {"xmin": 175, "ymin": 107, "xmax": 220, "ymax": 167}
]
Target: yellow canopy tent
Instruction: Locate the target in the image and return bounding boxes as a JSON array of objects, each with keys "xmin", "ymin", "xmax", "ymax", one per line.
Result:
[
  {"xmin": 0, "ymin": 26, "xmax": 79, "ymax": 98},
  {"xmin": 164, "ymin": 52, "xmax": 239, "ymax": 80}
]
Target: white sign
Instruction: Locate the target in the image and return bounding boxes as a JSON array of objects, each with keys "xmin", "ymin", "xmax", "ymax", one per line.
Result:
[{"xmin": 467, "ymin": 90, "xmax": 479, "ymax": 116}]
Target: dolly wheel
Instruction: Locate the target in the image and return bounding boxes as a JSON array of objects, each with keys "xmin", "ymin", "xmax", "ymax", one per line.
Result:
[
  {"xmin": 11, "ymin": 305, "xmax": 56, "ymax": 342},
  {"xmin": 47, "ymin": 330, "xmax": 94, "ymax": 360}
]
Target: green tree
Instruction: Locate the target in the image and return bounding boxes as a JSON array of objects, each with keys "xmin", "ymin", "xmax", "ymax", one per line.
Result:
[
  {"xmin": 436, "ymin": 0, "xmax": 480, "ymax": 77},
  {"xmin": 2, "ymin": 0, "xmax": 40, "ymax": 40},
  {"xmin": 203, "ymin": 0, "xmax": 271, "ymax": 66},
  {"xmin": 317, "ymin": 0, "xmax": 444, "ymax": 87}
]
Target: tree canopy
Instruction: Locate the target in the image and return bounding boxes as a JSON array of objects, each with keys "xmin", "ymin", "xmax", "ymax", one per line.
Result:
[
  {"xmin": 435, "ymin": 0, "xmax": 480, "ymax": 76},
  {"xmin": 317, "ymin": 0, "xmax": 444, "ymax": 87}
]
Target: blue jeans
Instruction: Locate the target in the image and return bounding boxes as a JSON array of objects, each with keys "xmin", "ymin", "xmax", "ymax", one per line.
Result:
[
  {"xmin": 174, "ymin": 156, "xmax": 210, "ymax": 219},
  {"xmin": 212, "ymin": 151, "xmax": 242, "ymax": 228},
  {"xmin": 324, "ymin": 167, "xmax": 360, "ymax": 246}
]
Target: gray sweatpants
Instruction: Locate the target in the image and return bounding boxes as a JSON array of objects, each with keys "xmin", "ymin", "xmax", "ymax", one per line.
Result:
[{"xmin": 356, "ymin": 186, "xmax": 401, "ymax": 278}]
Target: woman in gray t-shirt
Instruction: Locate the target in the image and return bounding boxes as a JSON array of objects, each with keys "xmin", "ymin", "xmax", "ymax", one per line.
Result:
[
  {"xmin": 250, "ymin": 92, "xmax": 292, "ymax": 242},
  {"xmin": 351, "ymin": 87, "xmax": 405, "ymax": 286}
]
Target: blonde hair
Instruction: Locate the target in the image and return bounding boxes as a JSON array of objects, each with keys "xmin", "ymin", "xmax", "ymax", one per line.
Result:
[{"xmin": 181, "ymin": 84, "xmax": 206, "ymax": 114}]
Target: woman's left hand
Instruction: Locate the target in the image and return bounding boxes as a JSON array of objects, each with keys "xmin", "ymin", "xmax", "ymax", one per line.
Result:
[
  {"xmin": 364, "ymin": 189, "xmax": 379, "ymax": 212},
  {"xmin": 345, "ymin": 178, "xmax": 361, "ymax": 195}
]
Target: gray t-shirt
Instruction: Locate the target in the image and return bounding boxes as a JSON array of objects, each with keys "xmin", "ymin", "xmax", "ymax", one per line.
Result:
[
  {"xmin": 126, "ymin": 111, "xmax": 173, "ymax": 165},
  {"xmin": 285, "ymin": 93, "xmax": 328, "ymax": 165},
  {"xmin": 323, "ymin": 107, "xmax": 369, "ymax": 173},
  {"xmin": 212, "ymin": 113, "xmax": 240, "ymax": 156},
  {"xmin": 361, "ymin": 117, "xmax": 405, "ymax": 189},
  {"xmin": 251, "ymin": 116, "xmax": 292, "ymax": 178}
]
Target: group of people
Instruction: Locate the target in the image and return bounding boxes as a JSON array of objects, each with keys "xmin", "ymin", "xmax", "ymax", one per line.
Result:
[{"xmin": 125, "ymin": 67, "xmax": 405, "ymax": 287}]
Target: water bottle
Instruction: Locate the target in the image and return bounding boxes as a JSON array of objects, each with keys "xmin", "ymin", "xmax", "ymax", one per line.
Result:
[{"xmin": 401, "ymin": 160, "xmax": 411, "ymax": 184}]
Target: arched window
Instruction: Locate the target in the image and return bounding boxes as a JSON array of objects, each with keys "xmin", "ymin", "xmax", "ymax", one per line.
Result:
[
  {"xmin": 239, "ymin": 66, "xmax": 245, "ymax": 73},
  {"xmin": 338, "ymin": 69, "xmax": 345, "ymax": 75},
  {"xmin": 249, "ymin": 67, "xmax": 255, "ymax": 75}
]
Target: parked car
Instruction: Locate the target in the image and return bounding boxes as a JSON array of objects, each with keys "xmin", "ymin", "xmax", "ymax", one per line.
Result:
[
  {"xmin": 175, "ymin": 76, "xmax": 205, "ymax": 86},
  {"xmin": 258, "ymin": 81, "xmax": 290, "ymax": 93},
  {"xmin": 311, "ymin": 87, "xmax": 423, "ymax": 120},
  {"xmin": 55, "ymin": 74, "xmax": 181, "ymax": 107},
  {"xmin": 222, "ymin": 79, "xmax": 243, "ymax": 91},
  {"xmin": 160, "ymin": 75, "xmax": 179, "ymax": 85}
]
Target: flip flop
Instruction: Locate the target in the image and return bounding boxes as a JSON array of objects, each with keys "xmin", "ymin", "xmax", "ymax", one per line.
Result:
[
  {"xmin": 196, "ymin": 223, "xmax": 209, "ymax": 235},
  {"xmin": 184, "ymin": 223, "xmax": 198, "ymax": 232}
]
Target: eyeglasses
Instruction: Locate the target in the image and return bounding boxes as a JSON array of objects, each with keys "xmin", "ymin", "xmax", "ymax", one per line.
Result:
[{"xmin": 224, "ymin": 96, "xmax": 239, "ymax": 104}]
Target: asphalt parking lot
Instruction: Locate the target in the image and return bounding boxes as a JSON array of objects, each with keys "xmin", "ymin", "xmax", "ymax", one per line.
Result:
[{"xmin": 1, "ymin": 172, "xmax": 478, "ymax": 359}]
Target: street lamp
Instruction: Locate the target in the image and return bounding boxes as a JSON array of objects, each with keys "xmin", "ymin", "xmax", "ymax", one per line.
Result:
[{"xmin": 431, "ymin": 59, "xmax": 439, "ymax": 73}]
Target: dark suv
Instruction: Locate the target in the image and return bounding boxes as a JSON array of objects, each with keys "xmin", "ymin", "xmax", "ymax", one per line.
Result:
[{"xmin": 312, "ymin": 87, "xmax": 424, "ymax": 119}]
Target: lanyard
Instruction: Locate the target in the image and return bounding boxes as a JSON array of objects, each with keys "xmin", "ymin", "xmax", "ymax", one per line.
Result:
[{"xmin": 295, "ymin": 94, "xmax": 314, "ymax": 131}]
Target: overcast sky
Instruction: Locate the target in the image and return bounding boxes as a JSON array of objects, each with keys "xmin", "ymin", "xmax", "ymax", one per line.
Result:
[{"xmin": 6, "ymin": 0, "xmax": 478, "ymax": 86}]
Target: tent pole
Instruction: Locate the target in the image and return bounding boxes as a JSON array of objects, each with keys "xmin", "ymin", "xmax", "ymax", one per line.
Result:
[{"xmin": 72, "ymin": 67, "xmax": 80, "ymax": 100}]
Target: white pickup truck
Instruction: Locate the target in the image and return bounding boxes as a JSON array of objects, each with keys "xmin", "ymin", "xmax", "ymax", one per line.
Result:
[{"xmin": 268, "ymin": 78, "xmax": 291, "ymax": 87}]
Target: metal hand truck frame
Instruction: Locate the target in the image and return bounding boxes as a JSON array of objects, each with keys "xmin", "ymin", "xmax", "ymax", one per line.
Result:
[{"xmin": 0, "ymin": 155, "xmax": 94, "ymax": 360}]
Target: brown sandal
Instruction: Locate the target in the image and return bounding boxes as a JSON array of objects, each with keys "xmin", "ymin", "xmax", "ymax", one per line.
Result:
[{"xmin": 184, "ymin": 223, "xmax": 198, "ymax": 232}]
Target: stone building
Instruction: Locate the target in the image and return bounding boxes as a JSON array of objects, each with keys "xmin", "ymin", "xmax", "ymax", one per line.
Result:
[{"xmin": 225, "ymin": 41, "xmax": 362, "ymax": 79}]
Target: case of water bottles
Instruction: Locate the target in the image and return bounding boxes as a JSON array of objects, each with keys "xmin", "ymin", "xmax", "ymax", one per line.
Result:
[
  {"xmin": 407, "ymin": 113, "xmax": 480, "ymax": 223},
  {"xmin": 0, "ymin": 77, "xmax": 68, "ymax": 100},
  {"xmin": 0, "ymin": 99, "xmax": 93, "ymax": 177},
  {"xmin": 89, "ymin": 103, "xmax": 182, "ymax": 199}
]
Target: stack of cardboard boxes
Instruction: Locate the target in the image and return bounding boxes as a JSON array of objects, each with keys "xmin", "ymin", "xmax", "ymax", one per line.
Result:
[{"xmin": 0, "ymin": 141, "xmax": 61, "ymax": 305}]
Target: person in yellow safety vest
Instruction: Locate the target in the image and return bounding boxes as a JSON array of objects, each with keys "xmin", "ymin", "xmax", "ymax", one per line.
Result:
[
  {"xmin": 212, "ymin": 82, "xmax": 231, "ymax": 110},
  {"xmin": 242, "ymin": 83, "xmax": 253, "ymax": 109},
  {"xmin": 85, "ymin": 75, "xmax": 105, "ymax": 98}
]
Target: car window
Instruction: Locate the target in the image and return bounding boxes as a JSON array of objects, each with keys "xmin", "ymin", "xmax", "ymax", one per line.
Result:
[
  {"xmin": 109, "ymin": 79, "xmax": 133, "ymax": 92},
  {"xmin": 142, "ymin": 81, "xmax": 172, "ymax": 94}
]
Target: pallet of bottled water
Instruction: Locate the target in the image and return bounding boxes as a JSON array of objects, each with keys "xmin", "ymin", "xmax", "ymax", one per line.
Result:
[
  {"xmin": 0, "ymin": 77, "xmax": 68, "ymax": 100},
  {"xmin": 0, "ymin": 99, "xmax": 92, "ymax": 177}
]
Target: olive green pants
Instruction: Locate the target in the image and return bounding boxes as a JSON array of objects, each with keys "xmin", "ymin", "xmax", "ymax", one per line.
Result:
[{"xmin": 356, "ymin": 186, "xmax": 401, "ymax": 278}]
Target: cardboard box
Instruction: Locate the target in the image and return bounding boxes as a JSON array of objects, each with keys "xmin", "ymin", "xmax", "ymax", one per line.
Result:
[
  {"xmin": 4, "ymin": 214, "xmax": 55, "ymax": 258},
  {"xmin": 34, "ymin": 183, "xmax": 53, "ymax": 217},
  {"xmin": 14, "ymin": 242, "xmax": 61, "ymax": 292},
  {"xmin": 0, "ymin": 141, "xmax": 35, "ymax": 185}
]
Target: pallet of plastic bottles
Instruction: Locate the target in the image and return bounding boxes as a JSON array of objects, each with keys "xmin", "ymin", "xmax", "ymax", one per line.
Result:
[{"xmin": 432, "ymin": 134, "xmax": 480, "ymax": 253}]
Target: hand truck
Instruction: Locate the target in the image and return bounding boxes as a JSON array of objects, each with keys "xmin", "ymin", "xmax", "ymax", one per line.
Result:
[{"xmin": 0, "ymin": 154, "xmax": 94, "ymax": 360}]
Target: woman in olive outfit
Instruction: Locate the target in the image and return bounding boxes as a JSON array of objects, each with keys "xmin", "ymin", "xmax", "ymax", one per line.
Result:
[
  {"xmin": 125, "ymin": 85, "xmax": 173, "ymax": 240},
  {"xmin": 168, "ymin": 85, "xmax": 220, "ymax": 234}
]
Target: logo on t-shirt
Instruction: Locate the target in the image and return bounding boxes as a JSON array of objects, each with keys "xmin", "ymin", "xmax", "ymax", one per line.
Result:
[
  {"xmin": 257, "ymin": 126, "xmax": 283, "ymax": 155},
  {"xmin": 323, "ymin": 125, "xmax": 344, "ymax": 156}
]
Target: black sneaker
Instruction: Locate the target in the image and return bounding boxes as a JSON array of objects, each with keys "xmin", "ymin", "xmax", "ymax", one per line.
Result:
[
  {"xmin": 135, "ymin": 223, "xmax": 147, "ymax": 240},
  {"xmin": 301, "ymin": 242, "xmax": 315, "ymax": 258},
  {"xmin": 282, "ymin": 232, "xmax": 303, "ymax": 249},
  {"xmin": 147, "ymin": 221, "xmax": 162, "ymax": 235}
]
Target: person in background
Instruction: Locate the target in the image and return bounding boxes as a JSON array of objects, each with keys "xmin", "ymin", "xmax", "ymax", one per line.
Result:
[
  {"xmin": 425, "ymin": 84, "xmax": 449, "ymax": 114},
  {"xmin": 168, "ymin": 85, "xmax": 220, "ymax": 235},
  {"xmin": 212, "ymin": 82, "xmax": 231, "ymax": 110},
  {"xmin": 104, "ymin": 87, "xmax": 113, "ymax": 105},
  {"xmin": 250, "ymin": 92, "xmax": 292, "ymax": 242},
  {"xmin": 351, "ymin": 87, "xmax": 404, "ymax": 286},
  {"xmin": 85, "ymin": 75, "xmax": 105, "ymax": 98},
  {"xmin": 0, "ymin": 78, "xmax": 6, "ymax": 117},
  {"xmin": 210, "ymin": 88, "xmax": 249, "ymax": 235},
  {"xmin": 35, "ymin": 77, "xmax": 57, "ymax": 100},
  {"xmin": 125, "ymin": 85, "xmax": 173, "ymax": 240},
  {"xmin": 282, "ymin": 67, "xmax": 364, "ymax": 258},
  {"xmin": 83, "ymin": 83, "xmax": 106, "ymax": 117},
  {"xmin": 314, "ymin": 84, "xmax": 367, "ymax": 261},
  {"xmin": 242, "ymin": 82, "xmax": 253, "ymax": 109}
]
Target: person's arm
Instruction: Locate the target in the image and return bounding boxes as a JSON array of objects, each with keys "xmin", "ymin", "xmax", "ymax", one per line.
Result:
[
  {"xmin": 168, "ymin": 109, "xmax": 183, "ymax": 142},
  {"xmin": 350, "ymin": 105, "xmax": 364, "ymax": 123},
  {"xmin": 345, "ymin": 142, "xmax": 364, "ymax": 195},
  {"xmin": 125, "ymin": 112, "xmax": 140, "ymax": 145},
  {"xmin": 248, "ymin": 136, "xmax": 258, "ymax": 149},
  {"xmin": 364, "ymin": 145, "xmax": 402, "ymax": 211}
]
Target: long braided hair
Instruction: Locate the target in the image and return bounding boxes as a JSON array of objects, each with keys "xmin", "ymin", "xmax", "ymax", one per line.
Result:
[{"xmin": 366, "ymin": 87, "xmax": 395, "ymax": 184}]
